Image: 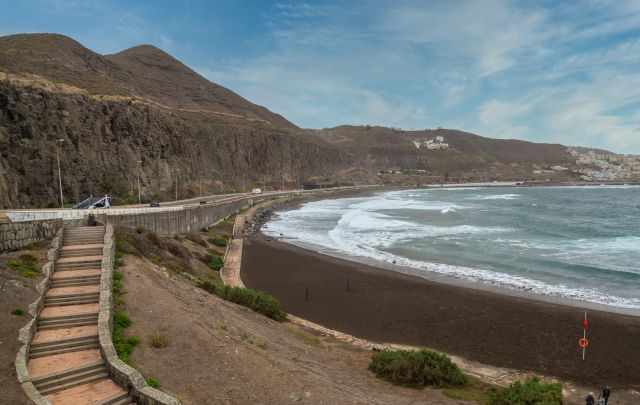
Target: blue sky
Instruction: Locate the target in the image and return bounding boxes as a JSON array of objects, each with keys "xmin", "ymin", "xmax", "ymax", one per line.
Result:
[{"xmin": 2, "ymin": 1, "xmax": 640, "ymax": 153}]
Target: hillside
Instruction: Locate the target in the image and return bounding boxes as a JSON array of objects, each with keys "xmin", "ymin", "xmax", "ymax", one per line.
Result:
[
  {"xmin": 0, "ymin": 33, "xmax": 295, "ymax": 128},
  {"xmin": 313, "ymin": 126, "xmax": 576, "ymax": 181},
  {"xmin": 0, "ymin": 33, "xmax": 583, "ymax": 208}
]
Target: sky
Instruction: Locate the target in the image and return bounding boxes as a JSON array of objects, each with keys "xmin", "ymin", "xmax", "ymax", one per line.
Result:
[{"xmin": 2, "ymin": 0, "xmax": 640, "ymax": 154}]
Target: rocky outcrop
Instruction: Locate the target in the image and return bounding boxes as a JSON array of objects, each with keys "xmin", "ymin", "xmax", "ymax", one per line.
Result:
[{"xmin": 0, "ymin": 80, "xmax": 352, "ymax": 208}]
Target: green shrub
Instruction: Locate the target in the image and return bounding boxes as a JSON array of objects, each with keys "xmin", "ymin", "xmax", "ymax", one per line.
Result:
[
  {"xmin": 369, "ymin": 349, "xmax": 467, "ymax": 388},
  {"xmin": 209, "ymin": 237, "xmax": 228, "ymax": 247},
  {"xmin": 12, "ymin": 308, "xmax": 25, "ymax": 316},
  {"xmin": 488, "ymin": 377, "xmax": 562, "ymax": 405},
  {"xmin": 112, "ymin": 310, "xmax": 139, "ymax": 363},
  {"xmin": 208, "ymin": 254, "xmax": 224, "ymax": 271},
  {"xmin": 197, "ymin": 280, "xmax": 286, "ymax": 321},
  {"xmin": 146, "ymin": 377, "xmax": 160, "ymax": 388},
  {"xmin": 7, "ymin": 256, "xmax": 39, "ymax": 278}
]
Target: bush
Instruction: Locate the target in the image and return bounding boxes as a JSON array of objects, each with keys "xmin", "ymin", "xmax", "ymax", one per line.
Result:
[
  {"xmin": 113, "ymin": 310, "xmax": 138, "ymax": 363},
  {"xmin": 209, "ymin": 237, "xmax": 228, "ymax": 247},
  {"xmin": 166, "ymin": 240, "xmax": 190, "ymax": 259},
  {"xmin": 488, "ymin": 377, "xmax": 562, "ymax": 405},
  {"xmin": 197, "ymin": 280, "xmax": 287, "ymax": 321},
  {"xmin": 12, "ymin": 308, "xmax": 25, "ymax": 316},
  {"xmin": 146, "ymin": 377, "xmax": 160, "ymax": 388},
  {"xmin": 208, "ymin": 254, "xmax": 224, "ymax": 271},
  {"xmin": 369, "ymin": 349, "xmax": 467, "ymax": 388}
]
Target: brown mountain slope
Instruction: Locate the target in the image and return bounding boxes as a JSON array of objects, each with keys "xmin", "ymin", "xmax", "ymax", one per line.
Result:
[
  {"xmin": 105, "ymin": 45, "xmax": 295, "ymax": 128},
  {"xmin": 313, "ymin": 126, "xmax": 575, "ymax": 177},
  {"xmin": 0, "ymin": 33, "xmax": 295, "ymax": 128}
]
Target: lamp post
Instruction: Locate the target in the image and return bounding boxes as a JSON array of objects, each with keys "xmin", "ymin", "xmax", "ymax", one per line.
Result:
[
  {"xmin": 55, "ymin": 139, "xmax": 65, "ymax": 208},
  {"xmin": 136, "ymin": 160, "xmax": 142, "ymax": 204},
  {"xmin": 175, "ymin": 169, "xmax": 179, "ymax": 201}
]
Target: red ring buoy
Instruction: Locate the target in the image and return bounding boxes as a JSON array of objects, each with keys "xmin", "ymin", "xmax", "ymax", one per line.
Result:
[{"xmin": 579, "ymin": 338, "xmax": 589, "ymax": 348}]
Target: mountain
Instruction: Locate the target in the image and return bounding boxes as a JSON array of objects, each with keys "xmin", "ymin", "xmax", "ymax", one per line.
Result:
[
  {"xmin": 0, "ymin": 33, "xmax": 580, "ymax": 209},
  {"xmin": 312, "ymin": 126, "xmax": 575, "ymax": 181},
  {"xmin": 0, "ymin": 33, "xmax": 295, "ymax": 128}
]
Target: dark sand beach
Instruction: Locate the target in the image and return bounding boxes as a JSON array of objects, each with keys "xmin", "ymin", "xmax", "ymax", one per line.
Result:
[{"xmin": 242, "ymin": 234, "xmax": 640, "ymax": 388}]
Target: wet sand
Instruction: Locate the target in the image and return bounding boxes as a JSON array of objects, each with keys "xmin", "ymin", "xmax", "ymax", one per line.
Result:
[{"xmin": 242, "ymin": 235, "xmax": 640, "ymax": 388}]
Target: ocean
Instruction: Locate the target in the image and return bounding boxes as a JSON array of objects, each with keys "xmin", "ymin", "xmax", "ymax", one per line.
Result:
[{"xmin": 262, "ymin": 186, "xmax": 640, "ymax": 311}]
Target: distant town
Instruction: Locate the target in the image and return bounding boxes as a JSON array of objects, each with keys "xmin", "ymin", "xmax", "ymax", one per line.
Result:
[{"xmin": 569, "ymin": 148, "xmax": 640, "ymax": 181}]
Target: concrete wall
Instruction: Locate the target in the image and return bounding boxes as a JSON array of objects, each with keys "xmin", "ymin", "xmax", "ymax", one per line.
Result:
[
  {"xmin": 103, "ymin": 199, "xmax": 255, "ymax": 236},
  {"xmin": 0, "ymin": 219, "xmax": 62, "ymax": 252}
]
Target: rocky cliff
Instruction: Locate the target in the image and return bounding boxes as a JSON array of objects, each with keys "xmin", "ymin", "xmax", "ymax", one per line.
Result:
[{"xmin": 0, "ymin": 33, "xmax": 581, "ymax": 208}]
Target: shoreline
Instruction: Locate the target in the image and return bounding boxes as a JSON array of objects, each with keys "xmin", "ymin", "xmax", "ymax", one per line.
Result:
[
  {"xmin": 256, "ymin": 185, "xmax": 640, "ymax": 317},
  {"xmin": 242, "ymin": 191, "xmax": 640, "ymax": 388},
  {"xmin": 243, "ymin": 234, "xmax": 640, "ymax": 387}
]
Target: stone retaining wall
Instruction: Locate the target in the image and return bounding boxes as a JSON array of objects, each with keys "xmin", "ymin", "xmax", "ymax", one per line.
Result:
[
  {"xmin": 98, "ymin": 224, "xmax": 181, "ymax": 405},
  {"xmin": 15, "ymin": 228, "xmax": 64, "ymax": 405},
  {"xmin": 103, "ymin": 199, "xmax": 253, "ymax": 236},
  {"xmin": 0, "ymin": 219, "xmax": 62, "ymax": 252}
]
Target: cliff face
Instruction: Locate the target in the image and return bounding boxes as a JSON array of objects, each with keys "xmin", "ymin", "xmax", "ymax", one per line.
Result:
[
  {"xmin": 0, "ymin": 81, "xmax": 349, "ymax": 208},
  {"xmin": 0, "ymin": 33, "xmax": 582, "ymax": 208}
]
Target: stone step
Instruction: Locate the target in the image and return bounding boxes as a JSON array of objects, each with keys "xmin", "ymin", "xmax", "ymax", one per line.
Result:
[
  {"xmin": 39, "ymin": 374, "xmax": 109, "ymax": 396},
  {"xmin": 32, "ymin": 333, "xmax": 99, "ymax": 350},
  {"xmin": 44, "ymin": 298, "xmax": 100, "ymax": 308},
  {"xmin": 96, "ymin": 392, "xmax": 130, "ymax": 405},
  {"xmin": 51, "ymin": 279, "xmax": 101, "ymax": 288},
  {"xmin": 45, "ymin": 293, "xmax": 100, "ymax": 302},
  {"xmin": 56, "ymin": 263, "xmax": 103, "ymax": 271},
  {"xmin": 45, "ymin": 378, "xmax": 126, "ymax": 405},
  {"xmin": 38, "ymin": 319, "xmax": 98, "ymax": 330},
  {"xmin": 51, "ymin": 274, "xmax": 101, "ymax": 283},
  {"xmin": 59, "ymin": 249, "xmax": 104, "ymax": 258},
  {"xmin": 62, "ymin": 235, "xmax": 104, "ymax": 246},
  {"xmin": 39, "ymin": 313, "xmax": 98, "ymax": 325},
  {"xmin": 47, "ymin": 286, "xmax": 100, "ymax": 298},
  {"xmin": 30, "ymin": 340, "xmax": 100, "ymax": 359},
  {"xmin": 52, "ymin": 269, "xmax": 101, "ymax": 280},
  {"xmin": 31, "ymin": 360, "xmax": 104, "ymax": 385},
  {"xmin": 53, "ymin": 266, "xmax": 103, "ymax": 273}
]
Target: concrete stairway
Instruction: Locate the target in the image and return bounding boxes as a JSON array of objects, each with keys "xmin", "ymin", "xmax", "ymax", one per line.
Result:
[{"xmin": 27, "ymin": 225, "xmax": 136, "ymax": 405}]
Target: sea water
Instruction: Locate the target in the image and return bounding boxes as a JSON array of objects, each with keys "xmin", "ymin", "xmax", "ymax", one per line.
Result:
[{"xmin": 263, "ymin": 186, "xmax": 640, "ymax": 310}]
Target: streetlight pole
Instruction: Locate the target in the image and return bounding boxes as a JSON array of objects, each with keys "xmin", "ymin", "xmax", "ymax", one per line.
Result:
[
  {"xmin": 136, "ymin": 160, "xmax": 142, "ymax": 204},
  {"xmin": 175, "ymin": 169, "xmax": 179, "ymax": 201},
  {"xmin": 55, "ymin": 139, "xmax": 65, "ymax": 208}
]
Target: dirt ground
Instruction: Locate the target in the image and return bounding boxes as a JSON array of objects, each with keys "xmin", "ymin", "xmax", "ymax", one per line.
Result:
[
  {"xmin": 0, "ymin": 246, "xmax": 48, "ymax": 405},
  {"xmin": 120, "ymin": 254, "xmax": 471, "ymax": 405}
]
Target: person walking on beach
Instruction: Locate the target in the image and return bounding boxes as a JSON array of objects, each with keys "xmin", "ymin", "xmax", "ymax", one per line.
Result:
[
  {"xmin": 586, "ymin": 392, "xmax": 596, "ymax": 405},
  {"xmin": 602, "ymin": 386, "xmax": 611, "ymax": 405}
]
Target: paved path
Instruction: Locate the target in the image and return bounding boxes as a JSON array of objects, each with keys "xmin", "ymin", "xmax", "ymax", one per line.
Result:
[{"xmin": 26, "ymin": 225, "xmax": 135, "ymax": 405}]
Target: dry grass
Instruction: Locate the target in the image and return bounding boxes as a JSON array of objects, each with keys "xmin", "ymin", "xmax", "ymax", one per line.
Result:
[{"xmin": 149, "ymin": 331, "xmax": 170, "ymax": 349}]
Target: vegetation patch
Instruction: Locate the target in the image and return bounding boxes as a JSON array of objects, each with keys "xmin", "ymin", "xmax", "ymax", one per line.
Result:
[
  {"xmin": 11, "ymin": 308, "xmax": 25, "ymax": 316},
  {"xmin": 146, "ymin": 377, "xmax": 160, "ymax": 388},
  {"xmin": 488, "ymin": 377, "xmax": 562, "ymax": 405},
  {"xmin": 208, "ymin": 236, "xmax": 228, "ymax": 247},
  {"xmin": 207, "ymin": 254, "xmax": 224, "ymax": 271},
  {"xmin": 149, "ymin": 331, "xmax": 169, "ymax": 349},
  {"xmin": 113, "ymin": 310, "xmax": 139, "ymax": 363},
  {"xmin": 7, "ymin": 254, "xmax": 39, "ymax": 278},
  {"xmin": 198, "ymin": 280, "xmax": 287, "ymax": 321},
  {"xmin": 369, "ymin": 349, "xmax": 467, "ymax": 388},
  {"xmin": 112, "ymin": 243, "xmax": 139, "ymax": 363}
]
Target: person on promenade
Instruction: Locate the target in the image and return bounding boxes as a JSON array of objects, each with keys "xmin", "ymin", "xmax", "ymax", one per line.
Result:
[
  {"xmin": 602, "ymin": 386, "xmax": 611, "ymax": 405},
  {"xmin": 586, "ymin": 392, "xmax": 595, "ymax": 405}
]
